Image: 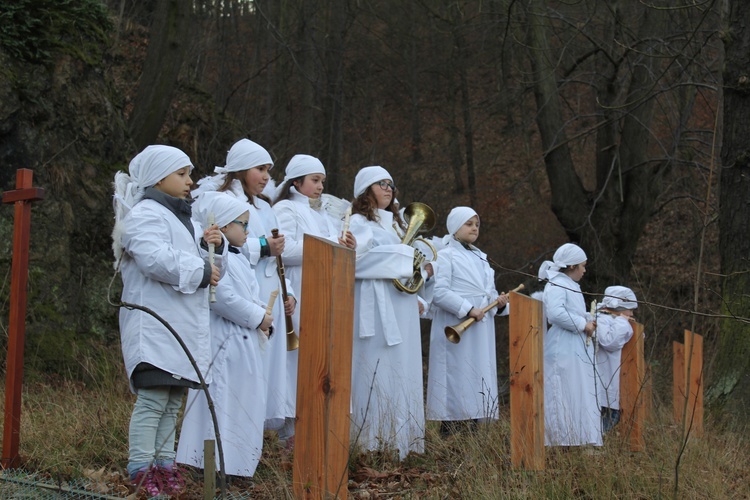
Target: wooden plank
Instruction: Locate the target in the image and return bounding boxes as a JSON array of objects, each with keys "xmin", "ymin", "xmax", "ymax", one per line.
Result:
[
  {"xmin": 619, "ymin": 321, "xmax": 645, "ymax": 452},
  {"xmin": 293, "ymin": 235, "xmax": 355, "ymax": 499},
  {"xmin": 2, "ymin": 169, "xmax": 44, "ymax": 468},
  {"xmin": 684, "ymin": 330, "xmax": 704, "ymax": 438},
  {"xmin": 508, "ymin": 292, "xmax": 545, "ymax": 470},
  {"xmin": 673, "ymin": 341, "xmax": 685, "ymax": 424},
  {"xmin": 203, "ymin": 439, "xmax": 216, "ymax": 500}
]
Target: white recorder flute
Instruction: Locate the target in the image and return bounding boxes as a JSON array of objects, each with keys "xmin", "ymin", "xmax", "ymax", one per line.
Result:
[{"xmin": 208, "ymin": 212, "xmax": 216, "ymax": 303}]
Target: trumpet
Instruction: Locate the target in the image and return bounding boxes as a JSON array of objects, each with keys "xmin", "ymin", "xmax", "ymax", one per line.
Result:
[
  {"xmin": 445, "ymin": 284, "xmax": 524, "ymax": 344},
  {"xmin": 393, "ymin": 202, "xmax": 437, "ymax": 294},
  {"xmin": 271, "ymin": 229, "xmax": 300, "ymax": 351}
]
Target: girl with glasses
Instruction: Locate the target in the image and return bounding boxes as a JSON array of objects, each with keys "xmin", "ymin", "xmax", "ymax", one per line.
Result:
[
  {"xmin": 347, "ymin": 166, "xmax": 432, "ymax": 460},
  {"xmin": 177, "ymin": 191, "xmax": 272, "ymax": 479}
]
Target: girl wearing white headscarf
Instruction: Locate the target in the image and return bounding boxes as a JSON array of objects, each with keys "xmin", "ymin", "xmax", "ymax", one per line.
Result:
[
  {"xmin": 426, "ymin": 207, "xmax": 509, "ymax": 434},
  {"xmin": 348, "ymin": 166, "xmax": 429, "ymax": 460},
  {"xmin": 541, "ymin": 243, "xmax": 601, "ymax": 447},
  {"xmin": 192, "ymin": 138, "xmax": 296, "ymax": 434},
  {"xmin": 113, "ymin": 145, "xmax": 225, "ymax": 494},
  {"xmin": 177, "ymin": 192, "xmax": 272, "ymax": 477},
  {"xmin": 595, "ymin": 285, "xmax": 638, "ymax": 433},
  {"xmin": 271, "ymin": 154, "xmax": 356, "ymax": 444}
]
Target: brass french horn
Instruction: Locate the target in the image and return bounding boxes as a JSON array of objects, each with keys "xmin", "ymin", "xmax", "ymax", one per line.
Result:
[{"xmin": 393, "ymin": 202, "xmax": 437, "ymax": 294}]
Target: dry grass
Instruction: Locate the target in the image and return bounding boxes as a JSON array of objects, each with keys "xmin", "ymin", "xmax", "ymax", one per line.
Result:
[{"xmin": 0, "ymin": 377, "xmax": 748, "ymax": 499}]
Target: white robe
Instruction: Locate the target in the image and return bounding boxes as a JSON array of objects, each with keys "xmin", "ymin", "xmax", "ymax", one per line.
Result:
[
  {"xmin": 119, "ymin": 199, "xmax": 226, "ymax": 390},
  {"xmin": 349, "ymin": 210, "xmax": 425, "ymax": 460},
  {"xmin": 212, "ymin": 192, "xmax": 293, "ymax": 429},
  {"xmin": 543, "ymin": 273, "xmax": 602, "ymax": 446},
  {"xmin": 176, "ymin": 250, "xmax": 267, "ymax": 476},
  {"xmin": 426, "ymin": 239, "xmax": 507, "ymax": 421},
  {"xmin": 595, "ymin": 312, "xmax": 634, "ymax": 410},
  {"xmin": 273, "ymin": 189, "xmax": 342, "ymax": 417}
]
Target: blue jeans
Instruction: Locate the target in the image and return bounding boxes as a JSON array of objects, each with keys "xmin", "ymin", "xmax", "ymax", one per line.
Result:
[
  {"xmin": 601, "ymin": 407, "xmax": 621, "ymax": 434},
  {"xmin": 127, "ymin": 386, "xmax": 185, "ymax": 478}
]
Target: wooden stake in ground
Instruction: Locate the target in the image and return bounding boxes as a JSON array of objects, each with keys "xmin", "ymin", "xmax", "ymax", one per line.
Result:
[
  {"xmin": 619, "ymin": 321, "xmax": 646, "ymax": 452},
  {"xmin": 509, "ymin": 291, "xmax": 545, "ymax": 470},
  {"xmin": 683, "ymin": 330, "xmax": 703, "ymax": 438},
  {"xmin": 1, "ymin": 169, "xmax": 45, "ymax": 469},
  {"xmin": 673, "ymin": 341, "xmax": 686, "ymax": 424},
  {"xmin": 293, "ymin": 235, "xmax": 355, "ymax": 499}
]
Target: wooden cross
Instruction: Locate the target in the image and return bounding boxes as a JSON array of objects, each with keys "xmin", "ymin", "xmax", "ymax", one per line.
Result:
[{"xmin": 2, "ymin": 169, "xmax": 44, "ymax": 469}]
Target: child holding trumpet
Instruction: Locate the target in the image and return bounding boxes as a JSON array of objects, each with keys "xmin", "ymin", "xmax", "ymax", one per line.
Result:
[
  {"xmin": 595, "ymin": 285, "xmax": 638, "ymax": 434},
  {"xmin": 176, "ymin": 192, "xmax": 273, "ymax": 478},
  {"xmin": 426, "ymin": 207, "xmax": 509, "ymax": 436},
  {"xmin": 539, "ymin": 243, "xmax": 601, "ymax": 447}
]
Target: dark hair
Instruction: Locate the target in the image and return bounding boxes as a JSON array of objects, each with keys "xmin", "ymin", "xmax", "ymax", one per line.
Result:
[
  {"xmin": 274, "ymin": 175, "xmax": 305, "ymax": 204},
  {"xmin": 217, "ymin": 171, "xmax": 264, "ymax": 207},
  {"xmin": 351, "ymin": 186, "xmax": 405, "ymax": 230}
]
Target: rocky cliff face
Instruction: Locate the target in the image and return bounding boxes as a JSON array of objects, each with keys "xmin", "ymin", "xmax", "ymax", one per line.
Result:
[{"xmin": 0, "ymin": 44, "xmax": 130, "ymax": 375}]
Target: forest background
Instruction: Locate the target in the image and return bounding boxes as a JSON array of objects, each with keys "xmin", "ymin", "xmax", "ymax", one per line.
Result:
[{"xmin": 0, "ymin": 0, "xmax": 748, "ymax": 497}]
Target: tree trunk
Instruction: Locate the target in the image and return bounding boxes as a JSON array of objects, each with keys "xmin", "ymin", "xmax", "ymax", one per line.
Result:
[
  {"xmin": 127, "ymin": 0, "xmax": 192, "ymax": 150},
  {"xmin": 708, "ymin": 0, "xmax": 750, "ymax": 415}
]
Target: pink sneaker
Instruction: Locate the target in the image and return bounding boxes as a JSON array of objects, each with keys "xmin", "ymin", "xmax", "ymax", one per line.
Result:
[
  {"xmin": 131, "ymin": 467, "xmax": 164, "ymax": 497},
  {"xmin": 158, "ymin": 463, "xmax": 186, "ymax": 496}
]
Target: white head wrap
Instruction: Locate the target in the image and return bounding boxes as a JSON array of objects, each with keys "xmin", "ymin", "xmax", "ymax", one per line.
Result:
[
  {"xmin": 446, "ymin": 206, "xmax": 479, "ymax": 235},
  {"xmin": 112, "ymin": 145, "xmax": 193, "ymax": 267},
  {"xmin": 274, "ymin": 154, "xmax": 325, "ymax": 201},
  {"xmin": 599, "ymin": 286, "xmax": 638, "ymax": 310},
  {"xmin": 216, "ymin": 138, "xmax": 273, "ymax": 174},
  {"xmin": 354, "ymin": 166, "xmax": 393, "ymax": 198},
  {"xmin": 193, "ymin": 138, "xmax": 273, "ymax": 199},
  {"xmin": 539, "ymin": 243, "xmax": 587, "ymax": 280},
  {"xmin": 192, "ymin": 191, "xmax": 249, "ymax": 230}
]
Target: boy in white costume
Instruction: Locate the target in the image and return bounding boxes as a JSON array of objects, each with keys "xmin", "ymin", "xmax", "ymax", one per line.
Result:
[
  {"xmin": 271, "ymin": 154, "xmax": 357, "ymax": 445},
  {"xmin": 348, "ymin": 166, "xmax": 433, "ymax": 460},
  {"xmin": 113, "ymin": 145, "xmax": 225, "ymax": 496},
  {"xmin": 192, "ymin": 138, "xmax": 296, "ymax": 435},
  {"xmin": 426, "ymin": 207, "xmax": 509, "ymax": 435},
  {"xmin": 177, "ymin": 192, "xmax": 273, "ymax": 477},
  {"xmin": 595, "ymin": 285, "xmax": 638, "ymax": 433},
  {"xmin": 540, "ymin": 243, "xmax": 601, "ymax": 447}
]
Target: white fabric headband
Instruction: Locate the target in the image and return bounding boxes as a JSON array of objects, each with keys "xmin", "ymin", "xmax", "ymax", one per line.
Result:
[
  {"xmin": 354, "ymin": 166, "xmax": 392, "ymax": 198},
  {"xmin": 192, "ymin": 190, "xmax": 249, "ymax": 230},
  {"xmin": 446, "ymin": 206, "xmax": 478, "ymax": 235},
  {"xmin": 214, "ymin": 138, "xmax": 274, "ymax": 174},
  {"xmin": 600, "ymin": 285, "xmax": 638, "ymax": 310}
]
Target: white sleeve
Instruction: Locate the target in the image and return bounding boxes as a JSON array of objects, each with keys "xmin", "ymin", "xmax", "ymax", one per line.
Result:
[
  {"xmin": 274, "ymin": 201, "xmax": 304, "ymax": 266},
  {"xmin": 544, "ymin": 283, "xmax": 587, "ymax": 333},
  {"xmin": 123, "ymin": 211, "xmax": 204, "ymax": 294},
  {"xmin": 433, "ymin": 251, "xmax": 473, "ymax": 318}
]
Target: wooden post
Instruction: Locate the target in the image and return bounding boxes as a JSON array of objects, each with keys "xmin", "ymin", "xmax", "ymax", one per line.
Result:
[
  {"xmin": 203, "ymin": 439, "xmax": 216, "ymax": 500},
  {"xmin": 2, "ymin": 169, "xmax": 45, "ymax": 469},
  {"xmin": 293, "ymin": 235, "xmax": 355, "ymax": 499},
  {"xmin": 619, "ymin": 321, "xmax": 645, "ymax": 452},
  {"xmin": 508, "ymin": 292, "xmax": 545, "ymax": 470},
  {"xmin": 673, "ymin": 341, "xmax": 685, "ymax": 424},
  {"xmin": 683, "ymin": 330, "xmax": 703, "ymax": 438}
]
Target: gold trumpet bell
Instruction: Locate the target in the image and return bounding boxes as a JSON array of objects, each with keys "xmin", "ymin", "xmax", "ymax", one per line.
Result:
[
  {"xmin": 287, "ymin": 329, "xmax": 299, "ymax": 351},
  {"xmin": 445, "ymin": 318, "xmax": 474, "ymax": 344}
]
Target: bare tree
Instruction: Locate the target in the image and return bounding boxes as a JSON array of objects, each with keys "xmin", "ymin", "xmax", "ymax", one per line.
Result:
[
  {"xmin": 127, "ymin": 0, "xmax": 192, "ymax": 150},
  {"xmin": 708, "ymin": 0, "xmax": 750, "ymax": 414}
]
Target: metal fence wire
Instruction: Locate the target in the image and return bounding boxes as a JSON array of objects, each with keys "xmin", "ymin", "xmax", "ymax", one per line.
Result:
[{"xmin": 0, "ymin": 469, "xmax": 255, "ymax": 499}]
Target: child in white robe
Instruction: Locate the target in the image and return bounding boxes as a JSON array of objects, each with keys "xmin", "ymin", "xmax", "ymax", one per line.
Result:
[
  {"xmin": 348, "ymin": 166, "xmax": 431, "ymax": 460},
  {"xmin": 540, "ymin": 243, "xmax": 601, "ymax": 447},
  {"xmin": 113, "ymin": 145, "xmax": 224, "ymax": 496},
  {"xmin": 426, "ymin": 207, "xmax": 509, "ymax": 435},
  {"xmin": 176, "ymin": 192, "xmax": 272, "ymax": 478},
  {"xmin": 192, "ymin": 139, "xmax": 296, "ymax": 436},
  {"xmin": 595, "ymin": 285, "xmax": 637, "ymax": 433},
  {"xmin": 271, "ymin": 154, "xmax": 356, "ymax": 445}
]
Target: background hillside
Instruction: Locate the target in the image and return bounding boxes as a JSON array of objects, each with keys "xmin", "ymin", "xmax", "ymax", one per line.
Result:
[{"xmin": 0, "ymin": 1, "xmax": 727, "ymax": 415}]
